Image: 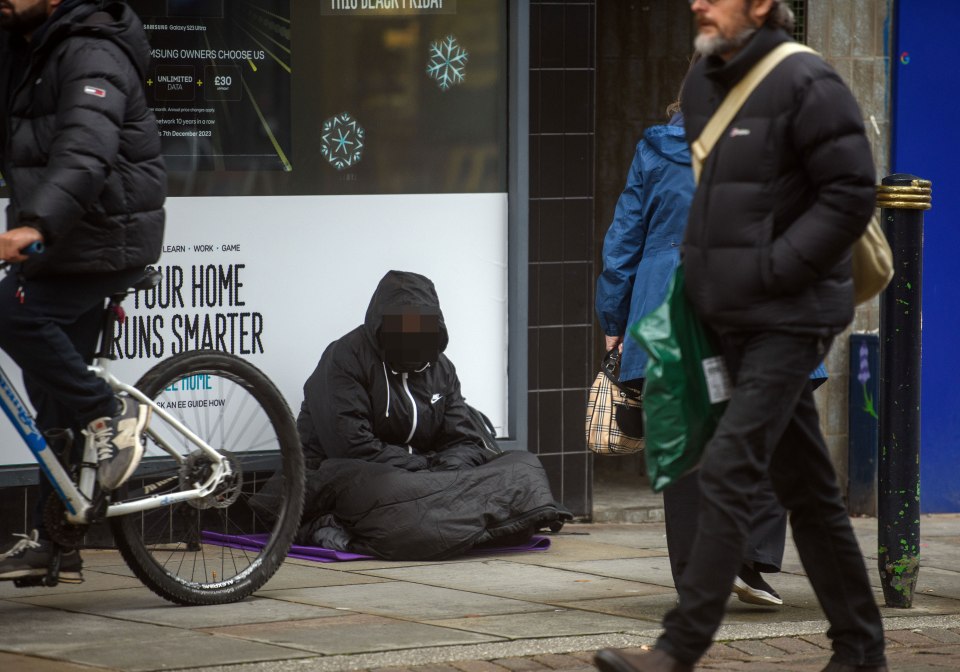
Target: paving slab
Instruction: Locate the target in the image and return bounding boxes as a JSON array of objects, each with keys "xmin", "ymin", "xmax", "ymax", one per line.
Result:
[
  {"xmin": 916, "ymin": 536, "xmax": 960, "ymax": 573},
  {"xmin": 0, "ymin": 568, "xmax": 142, "ymax": 599},
  {"xmin": 914, "ymin": 515, "xmax": 960, "ymax": 537},
  {"xmin": 72, "ymin": 549, "xmax": 134, "ymax": 568},
  {"xmin": 281, "ymin": 556, "xmax": 444, "ymax": 573},
  {"xmin": 551, "ymin": 592, "xmax": 677, "ymax": 625},
  {"xmin": 203, "ymin": 612, "xmax": 502, "ymax": 655},
  {"xmin": 362, "ymin": 560, "xmax": 662, "ymax": 603},
  {"xmin": 54, "ymin": 632, "xmax": 313, "ymax": 672},
  {"xmin": 250, "ymin": 561, "xmax": 391, "ymax": 591},
  {"xmin": 553, "ymin": 592, "xmax": 836, "ymax": 628},
  {"xmin": 0, "ymin": 651, "xmax": 114, "ymax": 672},
  {"xmin": 474, "ymin": 538, "xmax": 662, "ymax": 565},
  {"xmin": 427, "ymin": 608, "xmax": 648, "ymax": 639},
  {"xmin": 559, "ymin": 524, "xmax": 669, "ymax": 551},
  {"xmin": 0, "ymin": 599, "xmax": 174, "ymax": 652},
  {"xmin": 0, "ymin": 605, "xmax": 312, "ymax": 670},
  {"xmin": 260, "ymin": 581, "xmax": 546, "ymax": 620},
  {"xmin": 876, "ymin": 592, "xmax": 960, "ymax": 617},
  {"xmin": 8, "ymin": 586, "xmax": 343, "ymax": 627},
  {"xmin": 533, "ymin": 556, "xmax": 677, "ymax": 590}
]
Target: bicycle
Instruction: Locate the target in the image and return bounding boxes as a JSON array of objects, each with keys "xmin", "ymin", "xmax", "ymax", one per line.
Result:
[{"xmin": 1, "ymin": 262, "xmax": 305, "ymax": 605}]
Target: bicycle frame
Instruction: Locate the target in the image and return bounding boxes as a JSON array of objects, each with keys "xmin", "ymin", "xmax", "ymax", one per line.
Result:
[
  {"xmin": 1, "ymin": 351, "xmax": 231, "ymax": 527},
  {"xmin": 0, "ymin": 263, "xmax": 246, "ymax": 530}
]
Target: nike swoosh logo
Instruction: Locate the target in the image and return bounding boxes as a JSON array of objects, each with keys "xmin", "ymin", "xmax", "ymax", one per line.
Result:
[{"xmin": 430, "ymin": 394, "xmax": 443, "ymax": 404}]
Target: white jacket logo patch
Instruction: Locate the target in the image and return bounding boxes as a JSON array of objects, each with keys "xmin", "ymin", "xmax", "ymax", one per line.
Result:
[
  {"xmin": 729, "ymin": 127, "xmax": 751, "ymax": 137},
  {"xmin": 84, "ymin": 85, "xmax": 106, "ymax": 98},
  {"xmin": 430, "ymin": 394, "xmax": 443, "ymax": 404}
]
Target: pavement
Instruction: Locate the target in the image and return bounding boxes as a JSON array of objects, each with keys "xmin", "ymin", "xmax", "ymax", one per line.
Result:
[{"xmin": 2, "ymin": 514, "xmax": 960, "ymax": 672}]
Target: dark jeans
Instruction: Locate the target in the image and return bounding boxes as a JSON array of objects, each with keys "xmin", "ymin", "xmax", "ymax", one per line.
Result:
[
  {"xmin": 0, "ymin": 268, "xmax": 144, "ymax": 532},
  {"xmin": 664, "ymin": 468, "xmax": 786, "ymax": 583},
  {"xmin": 657, "ymin": 331, "xmax": 885, "ymax": 668}
]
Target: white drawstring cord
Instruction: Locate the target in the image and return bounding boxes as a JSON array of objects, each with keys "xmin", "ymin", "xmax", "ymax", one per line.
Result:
[{"xmin": 382, "ymin": 362, "xmax": 391, "ymax": 418}]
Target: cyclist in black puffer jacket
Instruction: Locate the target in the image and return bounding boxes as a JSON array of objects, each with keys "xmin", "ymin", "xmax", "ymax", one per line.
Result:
[{"xmin": 0, "ymin": 0, "xmax": 165, "ymax": 583}]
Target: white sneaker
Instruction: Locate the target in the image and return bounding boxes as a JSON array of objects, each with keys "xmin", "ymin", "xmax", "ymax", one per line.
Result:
[
  {"xmin": 732, "ymin": 566, "xmax": 783, "ymax": 606},
  {"xmin": 86, "ymin": 397, "xmax": 149, "ymax": 491}
]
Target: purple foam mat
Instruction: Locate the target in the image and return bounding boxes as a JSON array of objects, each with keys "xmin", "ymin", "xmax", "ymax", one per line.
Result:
[{"xmin": 200, "ymin": 530, "xmax": 551, "ymax": 563}]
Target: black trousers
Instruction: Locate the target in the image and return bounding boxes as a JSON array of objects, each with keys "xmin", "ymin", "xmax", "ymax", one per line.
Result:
[
  {"xmin": 0, "ymin": 269, "xmax": 143, "ymax": 531},
  {"xmin": 657, "ymin": 331, "xmax": 885, "ymax": 668}
]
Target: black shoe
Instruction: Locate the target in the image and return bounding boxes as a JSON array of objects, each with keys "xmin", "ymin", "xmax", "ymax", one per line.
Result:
[
  {"xmin": 0, "ymin": 530, "xmax": 83, "ymax": 584},
  {"xmin": 732, "ymin": 563, "xmax": 783, "ymax": 606},
  {"xmin": 595, "ymin": 648, "xmax": 693, "ymax": 672},
  {"xmin": 86, "ymin": 396, "xmax": 149, "ymax": 491}
]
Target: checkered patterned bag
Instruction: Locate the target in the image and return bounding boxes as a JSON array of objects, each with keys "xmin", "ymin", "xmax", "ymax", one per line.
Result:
[{"xmin": 585, "ymin": 350, "xmax": 645, "ymax": 455}]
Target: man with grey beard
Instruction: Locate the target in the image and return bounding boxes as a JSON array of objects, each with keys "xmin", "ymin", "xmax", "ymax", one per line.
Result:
[{"xmin": 595, "ymin": 1, "xmax": 886, "ymax": 671}]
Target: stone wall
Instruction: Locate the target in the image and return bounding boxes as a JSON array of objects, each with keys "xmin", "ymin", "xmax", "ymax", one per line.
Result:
[{"xmin": 807, "ymin": 0, "xmax": 892, "ymax": 491}]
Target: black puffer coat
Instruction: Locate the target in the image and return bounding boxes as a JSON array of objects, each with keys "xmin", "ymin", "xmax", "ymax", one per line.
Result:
[
  {"xmin": 298, "ymin": 270, "xmax": 495, "ymax": 470},
  {"xmin": 0, "ymin": 0, "xmax": 165, "ymax": 277},
  {"xmin": 680, "ymin": 26, "xmax": 875, "ymax": 335}
]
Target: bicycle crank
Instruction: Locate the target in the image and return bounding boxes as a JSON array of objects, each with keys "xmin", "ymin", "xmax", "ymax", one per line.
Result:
[{"xmin": 43, "ymin": 494, "xmax": 91, "ymax": 549}]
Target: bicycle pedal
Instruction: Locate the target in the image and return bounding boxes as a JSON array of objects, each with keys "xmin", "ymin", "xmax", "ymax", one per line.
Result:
[{"xmin": 38, "ymin": 545, "xmax": 64, "ymax": 587}]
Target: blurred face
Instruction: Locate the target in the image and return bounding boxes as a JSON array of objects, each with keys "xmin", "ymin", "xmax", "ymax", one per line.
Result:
[
  {"xmin": 690, "ymin": 0, "xmax": 772, "ymax": 59},
  {"xmin": 380, "ymin": 311, "xmax": 441, "ymax": 373},
  {"xmin": 0, "ymin": 0, "xmax": 56, "ymax": 37}
]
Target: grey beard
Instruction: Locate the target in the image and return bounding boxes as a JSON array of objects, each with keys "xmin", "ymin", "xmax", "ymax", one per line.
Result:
[{"xmin": 695, "ymin": 26, "xmax": 757, "ymax": 57}]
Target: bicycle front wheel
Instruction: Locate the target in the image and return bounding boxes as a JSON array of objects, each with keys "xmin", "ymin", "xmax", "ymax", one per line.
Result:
[{"xmin": 110, "ymin": 350, "xmax": 304, "ymax": 605}]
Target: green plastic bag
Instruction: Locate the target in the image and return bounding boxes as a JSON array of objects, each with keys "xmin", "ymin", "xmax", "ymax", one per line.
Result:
[{"xmin": 629, "ymin": 266, "xmax": 730, "ymax": 492}]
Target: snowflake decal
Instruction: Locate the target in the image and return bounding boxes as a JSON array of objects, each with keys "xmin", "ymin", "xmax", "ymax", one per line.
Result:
[
  {"xmin": 321, "ymin": 112, "xmax": 365, "ymax": 170},
  {"xmin": 426, "ymin": 35, "xmax": 469, "ymax": 91}
]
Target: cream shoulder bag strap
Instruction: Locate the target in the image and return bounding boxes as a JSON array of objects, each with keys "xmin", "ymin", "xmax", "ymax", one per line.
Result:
[{"xmin": 690, "ymin": 42, "xmax": 815, "ymax": 184}]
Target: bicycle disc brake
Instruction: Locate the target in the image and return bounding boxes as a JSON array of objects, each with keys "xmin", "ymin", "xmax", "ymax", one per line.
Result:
[
  {"xmin": 43, "ymin": 494, "xmax": 89, "ymax": 549},
  {"xmin": 179, "ymin": 450, "xmax": 243, "ymax": 509}
]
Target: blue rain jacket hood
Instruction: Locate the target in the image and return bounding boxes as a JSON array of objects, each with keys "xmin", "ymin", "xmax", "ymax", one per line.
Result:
[{"xmin": 595, "ymin": 122, "xmax": 695, "ymax": 382}]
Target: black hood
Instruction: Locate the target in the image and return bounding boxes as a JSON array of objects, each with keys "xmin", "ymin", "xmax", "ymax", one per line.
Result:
[
  {"xmin": 363, "ymin": 271, "xmax": 450, "ymax": 359},
  {"xmin": 32, "ymin": 1, "xmax": 152, "ymax": 79}
]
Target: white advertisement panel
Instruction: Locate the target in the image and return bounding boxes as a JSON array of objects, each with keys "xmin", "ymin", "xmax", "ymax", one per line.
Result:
[
  {"xmin": 0, "ymin": 193, "xmax": 508, "ymax": 467},
  {"xmin": 0, "ymin": 0, "xmax": 512, "ymax": 469}
]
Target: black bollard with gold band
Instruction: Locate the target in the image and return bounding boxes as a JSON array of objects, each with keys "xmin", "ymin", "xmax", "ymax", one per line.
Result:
[{"xmin": 876, "ymin": 174, "xmax": 931, "ymax": 608}]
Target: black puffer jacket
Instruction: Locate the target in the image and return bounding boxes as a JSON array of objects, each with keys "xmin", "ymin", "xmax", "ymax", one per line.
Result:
[
  {"xmin": 298, "ymin": 270, "xmax": 495, "ymax": 470},
  {"xmin": 680, "ymin": 26, "xmax": 875, "ymax": 335},
  {"xmin": 0, "ymin": 0, "xmax": 165, "ymax": 277}
]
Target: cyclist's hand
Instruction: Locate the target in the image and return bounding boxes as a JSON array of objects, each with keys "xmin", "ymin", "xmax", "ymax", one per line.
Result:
[{"xmin": 0, "ymin": 227, "xmax": 43, "ymax": 262}]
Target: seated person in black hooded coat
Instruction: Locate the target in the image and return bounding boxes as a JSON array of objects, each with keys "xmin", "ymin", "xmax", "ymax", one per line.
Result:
[
  {"xmin": 298, "ymin": 269, "xmax": 494, "ymax": 472},
  {"xmin": 291, "ymin": 270, "xmax": 569, "ymax": 559}
]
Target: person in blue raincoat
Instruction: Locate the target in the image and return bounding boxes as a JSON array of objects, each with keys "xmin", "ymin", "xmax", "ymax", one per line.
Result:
[
  {"xmin": 595, "ymin": 115, "xmax": 691, "ymax": 385},
  {"xmin": 595, "ymin": 78, "xmax": 790, "ymax": 608}
]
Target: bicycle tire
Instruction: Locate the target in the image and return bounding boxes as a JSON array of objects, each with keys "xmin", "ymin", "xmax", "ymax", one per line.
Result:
[{"xmin": 110, "ymin": 350, "xmax": 304, "ymax": 605}]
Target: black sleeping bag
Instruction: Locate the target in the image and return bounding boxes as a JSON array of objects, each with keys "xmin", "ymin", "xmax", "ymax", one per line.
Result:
[{"xmin": 252, "ymin": 450, "xmax": 571, "ymax": 560}]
